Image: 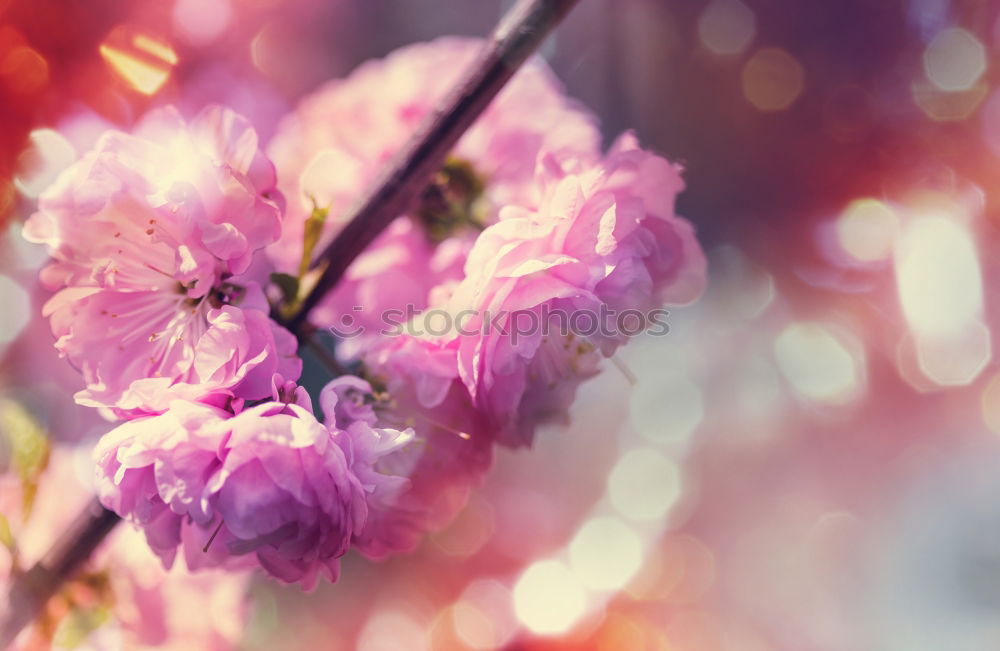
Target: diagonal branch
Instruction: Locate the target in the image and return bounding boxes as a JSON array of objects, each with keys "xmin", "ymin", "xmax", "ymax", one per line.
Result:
[
  {"xmin": 286, "ymin": 0, "xmax": 580, "ymax": 331},
  {"xmin": 0, "ymin": 0, "xmax": 580, "ymax": 646},
  {"xmin": 0, "ymin": 499, "xmax": 119, "ymax": 649}
]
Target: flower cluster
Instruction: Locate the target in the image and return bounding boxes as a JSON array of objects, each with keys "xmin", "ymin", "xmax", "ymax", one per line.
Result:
[
  {"xmin": 25, "ymin": 107, "xmax": 414, "ymax": 587},
  {"xmin": 267, "ymin": 37, "xmax": 602, "ymax": 335},
  {"xmin": 24, "ymin": 105, "xmax": 300, "ymax": 417},
  {"xmin": 94, "ymin": 377, "xmax": 413, "ymax": 589},
  {"xmin": 441, "ymin": 132, "xmax": 707, "ymax": 445},
  {"xmin": 25, "ymin": 38, "xmax": 706, "ymax": 588}
]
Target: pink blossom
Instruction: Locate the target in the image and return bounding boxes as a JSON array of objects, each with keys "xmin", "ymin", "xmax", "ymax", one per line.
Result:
[
  {"xmin": 266, "ymin": 37, "xmax": 601, "ymax": 333},
  {"xmin": 438, "ymin": 132, "xmax": 707, "ymax": 446},
  {"xmin": 351, "ymin": 338, "xmax": 494, "ymax": 558},
  {"xmin": 23, "ymin": 105, "xmax": 299, "ymax": 415},
  {"xmin": 94, "ymin": 379, "xmax": 413, "ymax": 589}
]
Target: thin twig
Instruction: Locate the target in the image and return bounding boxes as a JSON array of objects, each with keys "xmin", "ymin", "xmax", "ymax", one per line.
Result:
[
  {"xmin": 0, "ymin": 0, "xmax": 581, "ymax": 645},
  {"xmin": 286, "ymin": 0, "xmax": 581, "ymax": 331},
  {"xmin": 202, "ymin": 520, "xmax": 225, "ymax": 553}
]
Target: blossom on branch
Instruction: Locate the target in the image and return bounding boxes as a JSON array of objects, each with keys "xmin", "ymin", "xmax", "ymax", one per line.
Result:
[
  {"xmin": 381, "ymin": 133, "xmax": 707, "ymax": 447},
  {"xmin": 93, "ymin": 377, "xmax": 413, "ymax": 589},
  {"xmin": 266, "ymin": 37, "xmax": 601, "ymax": 335},
  {"xmin": 24, "ymin": 105, "xmax": 300, "ymax": 416},
  {"xmin": 18, "ymin": 23, "xmax": 709, "ymax": 599},
  {"xmin": 452, "ymin": 133, "xmax": 706, "ymax": 446}
]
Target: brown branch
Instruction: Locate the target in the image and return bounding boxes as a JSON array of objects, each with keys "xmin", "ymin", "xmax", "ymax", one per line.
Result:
[
  {"xmin": 286, "ymin": 0, "xmax": 581, "ymax": 331},
  {"xmin": 0, "ymin": 0, "xmax": 581, "ymax": 645},
  {"xmin": 0, "ymin": 499, "xmax": 120, "ymax": 649}
]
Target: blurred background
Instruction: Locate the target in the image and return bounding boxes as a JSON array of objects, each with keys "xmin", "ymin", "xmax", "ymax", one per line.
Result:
[{"xmin": 3, "ymin": 0, "xmax": 1000, "ymax": 648}]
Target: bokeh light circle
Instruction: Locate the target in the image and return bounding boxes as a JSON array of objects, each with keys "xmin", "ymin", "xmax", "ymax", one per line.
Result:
[
  {"xmin": 607, "ymin": 448, "xmax": 682, "ymax": 521},
  {"xmin": 513, "ymin": 560, "xmax": 587, "ymax": 635}
]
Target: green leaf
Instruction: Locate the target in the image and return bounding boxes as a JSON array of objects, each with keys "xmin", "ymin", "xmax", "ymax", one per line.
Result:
[
  {"xmin": 52, "ymin": 604, "xmax": 111, "ymax": 649},
  {"xmin": 270, "ymin": 201, "xmax": 330, "ymax": 320},
  {"xmin": 0, "ymin": 512, "xmax": 14, "ymax": 553},
  {"xmin": 269, "ymin": 272, "xmax": 300, "ymax": 307},
  {"xmin": 299, "ymin": 202, "xmax": 329, "ymax": 279},
  {"xmin": 0, "ymin": 398, "xmax": 50, "ymax": 518}
]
